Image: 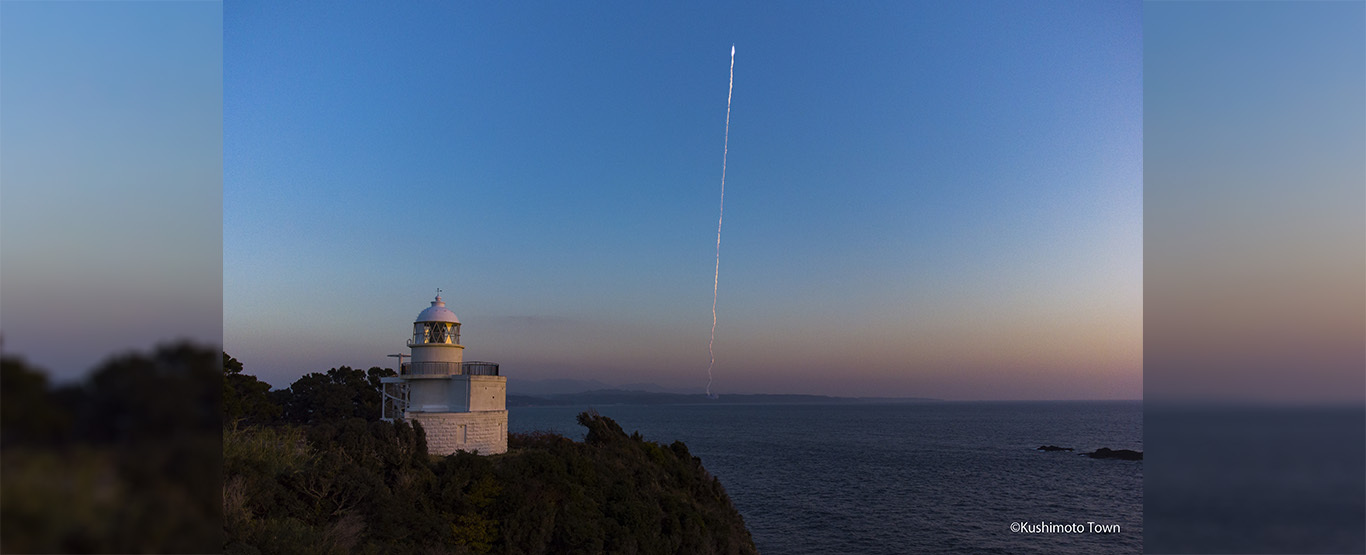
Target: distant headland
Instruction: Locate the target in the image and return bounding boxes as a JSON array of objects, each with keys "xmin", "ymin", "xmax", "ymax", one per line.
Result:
[{"xmin": 509, "ymin": 389, "xmax": 942, "ymax": 407}]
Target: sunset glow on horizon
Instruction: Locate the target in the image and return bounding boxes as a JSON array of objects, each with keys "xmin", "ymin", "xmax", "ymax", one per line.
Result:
[{"xmin": 216, "ymin": 2, "xmax": 1143, "ymax": 400}]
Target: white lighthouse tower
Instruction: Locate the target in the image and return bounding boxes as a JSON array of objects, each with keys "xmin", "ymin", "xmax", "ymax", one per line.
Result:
[{"xmin": 381, "ymin": 292, "xmax": 507, "ymax": 455}]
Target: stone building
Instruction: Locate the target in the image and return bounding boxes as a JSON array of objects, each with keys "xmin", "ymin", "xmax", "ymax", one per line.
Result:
[{"xmin": 381, "ymin": 293, "xmax": 507, "ymax": 455}]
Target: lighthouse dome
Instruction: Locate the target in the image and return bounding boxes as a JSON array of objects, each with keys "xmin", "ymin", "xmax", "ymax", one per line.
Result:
[{"xmin": 416, "ymin": 295, "xmax": 460, "ymax": 324}]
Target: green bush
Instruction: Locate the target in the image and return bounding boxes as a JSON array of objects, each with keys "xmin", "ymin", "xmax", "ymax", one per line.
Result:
[{"xmin": 225, "ymin": 412, "xmax": 756, "ymax": 554}]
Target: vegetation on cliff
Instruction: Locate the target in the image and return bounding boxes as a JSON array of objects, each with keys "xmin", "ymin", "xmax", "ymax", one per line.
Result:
[
  {"xmin": 222, "ymin": 354, "xmax": 757, "ymax": 554},
  {"xmin": 4, "ymin": 347, "xmax": 755, "ymax": 553},
  {"xmin": 1, "ymin": 343, "xmax": 222, "ymax": 553},
  {"xmin": 225, "ymin": 413, "xmax": 756, "ymax": 554}
]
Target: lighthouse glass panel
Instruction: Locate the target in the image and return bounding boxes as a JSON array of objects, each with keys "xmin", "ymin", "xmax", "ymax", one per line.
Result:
[
  {"xmin": 429, "ymin": 322, "xmax": 449, "ymax": 344},
  {"xmin": 412, "ymin": 322, "xmax": 460, "ymax": 344}
]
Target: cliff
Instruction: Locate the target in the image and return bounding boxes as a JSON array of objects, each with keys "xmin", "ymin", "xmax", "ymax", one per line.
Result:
[{"xmin": 224, "ymin": 411, "xmax": 757, "ymax": 554}]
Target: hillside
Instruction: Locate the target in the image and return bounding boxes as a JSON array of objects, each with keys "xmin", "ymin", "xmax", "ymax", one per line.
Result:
[{"xmin": 224, "ymin": 411, "xmax": 757, "ymax": 554}]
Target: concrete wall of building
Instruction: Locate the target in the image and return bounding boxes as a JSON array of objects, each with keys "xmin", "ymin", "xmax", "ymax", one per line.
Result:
[
  {"xmin": 410, "ymin": 342, "xmax": 464, "ymax": 364},
  {"xmin": 409, "ymin": 379, "xmax": 450, "ymax": 411},
  {"xmin": 408, "ymin": 375, "xmax": 506, "ymax": 415},
  {"xmin": 408, "ymin": 410, "xmax": 508, "ymax": 455},
  {"xmin": 446, "ymin": 377, "xmax": 470, "ymax": 412},
  {"xmin": 468, "ymin": 376, "xmax": 506, "ymax": 411}
]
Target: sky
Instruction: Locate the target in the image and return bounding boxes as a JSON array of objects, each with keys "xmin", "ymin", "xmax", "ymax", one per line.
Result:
[
  {"xmin": 222, "ymin": 1, "xmax": 1143, "ymax": 400},
  {"xmin": 2, "ymin": 2, "xmax": 1359, "ymax": 404},
  {"xmin": 1, "ymin": 1, "xmax": 222, "ymax": 378},
  {"xmin": 1144, "ymin": 2, "xmax": 1365, "ymax": 405}
]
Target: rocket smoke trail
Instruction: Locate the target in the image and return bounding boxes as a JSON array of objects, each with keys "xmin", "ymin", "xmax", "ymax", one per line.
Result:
[{"xmin": 707, "ymin": 44, "xmax": 735, "ymax": 398}]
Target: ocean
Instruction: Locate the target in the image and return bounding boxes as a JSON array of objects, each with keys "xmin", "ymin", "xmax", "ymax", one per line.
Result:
[
  {"xmin": 510, "ymin": 401, "xmax": 1142, "ymax": 554},
  {"xmin": 1145, "ymin": 406, "xmax": 1366, "ymax": 554}
]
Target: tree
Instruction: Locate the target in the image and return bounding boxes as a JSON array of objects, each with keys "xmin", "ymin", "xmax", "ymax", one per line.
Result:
[
  {"xmin": 223, "ymin": 353, "xmax": 283, "ymax": 426},
  {"xmin": 2, "ymin": 342, "xmax": 224, "ymax": 553},
  {"xmin": 281, "ymin": 366, "xmax": 387, "ymax": 424},
  {"xmin": 76, "ymin": 341, "xmax": 220, "ymax": 442},
  {"xmin": 0, "ymin": 354, "xmax": 72, "ymax": 444}
]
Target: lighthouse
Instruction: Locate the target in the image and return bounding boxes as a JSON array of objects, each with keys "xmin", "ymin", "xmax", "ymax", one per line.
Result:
[{"xmin": 380, "ymin": 292, "xmax": 507, "ymax": 455}]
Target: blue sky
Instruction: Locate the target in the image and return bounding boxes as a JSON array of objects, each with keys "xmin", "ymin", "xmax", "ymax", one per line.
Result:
[
  {"xmin": 0, "ymin": 2, "xmax": 1143, "ymax": 400},
  {"xmin": 223, "ymin": 1, "xmax": 1143, "ymax": 399},
  {"xmin": 1, "ymin": 2, "xmax": 222, "ymax": 378},
  {"xmin": 1145, "ymin": 1, "xmax": 1365, "ymax": 404},
  {"xmin": 0, "ymin": 2, "xmax": 1357, "ymax": 404}
]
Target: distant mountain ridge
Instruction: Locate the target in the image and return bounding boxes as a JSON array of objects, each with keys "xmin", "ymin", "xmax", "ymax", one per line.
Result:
[
  {"xmin": 509, "ymin": 388, "xmax": 941, "ymax": 407},
  {"xmin": 509, "ymin": 379, "xmax": 698, "ymax": 396},
  {"xmin": 508, "ymin": 378, "xmax": 614, "ymax": 396}
]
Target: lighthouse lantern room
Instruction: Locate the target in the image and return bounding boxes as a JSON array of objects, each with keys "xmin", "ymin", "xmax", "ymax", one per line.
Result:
[{"xmin": 381, "ymin": 292, "xmax": 508, "ymax": 455}]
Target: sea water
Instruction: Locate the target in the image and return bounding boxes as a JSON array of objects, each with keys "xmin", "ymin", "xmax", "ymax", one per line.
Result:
[
  {"xmin": 510, "ymin": 401, "xmax": 1142, "ymax": 554},
  {"xmin": 1145, "ymin": 406, "xmax": 1366, "ymax": 554}
]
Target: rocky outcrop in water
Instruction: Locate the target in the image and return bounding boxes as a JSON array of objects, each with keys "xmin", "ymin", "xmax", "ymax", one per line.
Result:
[
  {"xmin": 1085, "ymin": 447, "xmax": 1143, "ymax": 460},
  {"xmin": 1036, "ymin": 445, "xmax": 1074, "ymax": 452}
]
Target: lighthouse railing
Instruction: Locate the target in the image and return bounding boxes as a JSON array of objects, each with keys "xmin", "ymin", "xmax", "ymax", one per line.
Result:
[
  {"xmin": 462, "ymin": 361, "xmax": 500, "ymax": 376},
  {"xmin": 401, "ymin": 361, "xmax": 501, "ymax": 376},
  {"xmin": 380, "ymin": 380, "xmax": 409, "ymax": 422},
  {"xmin": 405, "ymin": 361, "xmax": 462, "ymax": 376}
]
